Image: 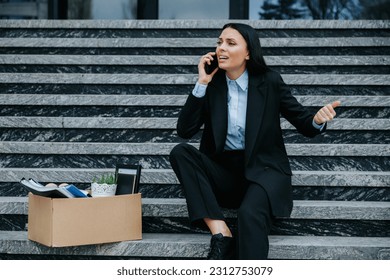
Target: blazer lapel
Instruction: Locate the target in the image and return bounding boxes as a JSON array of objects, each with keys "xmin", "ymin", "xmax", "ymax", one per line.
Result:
[
  {"xmin": 209, "ymin": 72, "xmax": 228, "ymax": 153},
  {"xmin": 245, "ymin": 73, "xmax": 268, "ymax": 164}
]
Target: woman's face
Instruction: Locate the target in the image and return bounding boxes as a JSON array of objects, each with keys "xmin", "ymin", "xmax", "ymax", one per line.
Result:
[{"xmin": 216, "ymin": 27, "xmax": 249, "ymax": 79}]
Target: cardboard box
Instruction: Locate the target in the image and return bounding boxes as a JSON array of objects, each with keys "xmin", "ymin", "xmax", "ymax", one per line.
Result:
[{"xmin": 27, "ymin": 193, "xmax": 142, "ymax": 247}]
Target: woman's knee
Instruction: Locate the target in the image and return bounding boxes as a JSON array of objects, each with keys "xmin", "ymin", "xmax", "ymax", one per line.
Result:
[{"xmin": 169, "ymin": 143, "xmax": 194, "ymax": 162}]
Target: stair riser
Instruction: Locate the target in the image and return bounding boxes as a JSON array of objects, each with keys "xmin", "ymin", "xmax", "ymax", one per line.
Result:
[
  {"xmin": 1, "ymin": 84, "xmax": 388, "ymax": 95},
  {"xmin": 1, "ymin": 65, "xmax": 389, "ymax": 75},
  {"xmin": 1, "ymin": 28, "xmax": 389, "ymax": 38},
  {"xmin": 141, "ymin": 218, "xmax": 390, "ymax": 237},
  {"xmin": 0, "ymin": 183, "xmax": 388, "ymax": 201},
  {"xmin": 1, "ymin": 47, "xmax": 390, "ymax": 56},
  {"xmin": 1, "ymin": 106, "xmax": 389, "ymax": 118},
  {"xmin": 0, "ymin": 129, "xmax": 389, "ymax": 144},
  {"xmin": 1, "ymin": 215, "xmax": 389, "ymax": 238},
  {"xmin": 0, "ymin": 155, "xmax": 389, "ymax": 169}
]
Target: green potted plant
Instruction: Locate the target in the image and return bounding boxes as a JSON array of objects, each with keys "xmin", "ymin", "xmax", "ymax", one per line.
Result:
[{"xmin": 91, "ymin": 174, "xmax": 117, "ymax": 197}]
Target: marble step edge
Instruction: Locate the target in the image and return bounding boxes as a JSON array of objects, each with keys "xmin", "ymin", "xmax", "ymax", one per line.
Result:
[
  {"xmin": 146, "ymin": 199, "xmax": 390, "ymax": 220},
  {"xmin": 0, "ymin": 94, "xmax": 389, "ymax": 107},
  {"xmin": 1, "ymin": 55, "xmax": 389, "ymax": 66},
  {"xmin": 1, "ymin": 73, "xmax": 389, "ymax": 86},
  {"xmin": 1, "ymin": 142, "xmax": 389, "ymax": 157},
  {"xmin": 0, "ymin": 117, "xmax": 388, "ymax": 130},
  {"xmin": 1, "ymin": 196, "xmax": 389, "ymax": 220},
  {"xmin": 0, "ymin": 168, "xmax": 389, "ymax": 187},
  {"xmin": 0, "ymin": 231, "xmax": 388, "ymax": 259},
  {"xmin": 1, "ymin": 37, "xmax": 390, "ymax": 48},
  {"xmin": 1, "ymin": 19, "xmax": 388, "ymax": 29}
]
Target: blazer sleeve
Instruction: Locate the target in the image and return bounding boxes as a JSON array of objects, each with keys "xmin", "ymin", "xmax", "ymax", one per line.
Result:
[
  {"xmin": 277, "ymin": 73, "xmax": 326, "ymax": 138},
  {"xmin": 176, "ymin": 93, "xmax": 207, "ymax": 139}
]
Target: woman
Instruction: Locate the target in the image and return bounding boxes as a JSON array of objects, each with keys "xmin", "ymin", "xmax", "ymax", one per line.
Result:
[{"xmin": 169, "ymin": 23, "xmax": 340, "ymax": 260}]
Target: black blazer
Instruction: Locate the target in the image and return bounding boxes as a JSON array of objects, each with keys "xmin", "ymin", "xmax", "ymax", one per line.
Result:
[{"xmin": 177, "ymin": 69, "xmax": 325, "ymax": 217}]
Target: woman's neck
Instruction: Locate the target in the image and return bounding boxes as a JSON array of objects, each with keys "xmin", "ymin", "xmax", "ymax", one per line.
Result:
[
  {"xmin": 225, "ymin": 67, "xmax": 246, "ymax": 80},
  {"xmin": 226, "ymin": 67, "xmax": 246, "ymax": 80}
]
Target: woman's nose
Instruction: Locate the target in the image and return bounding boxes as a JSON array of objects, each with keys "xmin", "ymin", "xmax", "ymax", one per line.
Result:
[{"xmin": 217, "ymin": 43, "xmax": 226, "ymax": 52}]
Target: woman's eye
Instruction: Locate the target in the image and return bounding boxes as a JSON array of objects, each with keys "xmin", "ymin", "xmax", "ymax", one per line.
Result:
[{"xmin": 216, "ymin": 41, "xmax": 222, "ymax": 45}]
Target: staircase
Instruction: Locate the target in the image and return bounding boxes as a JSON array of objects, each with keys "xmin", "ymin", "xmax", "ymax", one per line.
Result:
[{"xmin": 0, "ymin": 19, "xmax": 389, "ymax": 260}]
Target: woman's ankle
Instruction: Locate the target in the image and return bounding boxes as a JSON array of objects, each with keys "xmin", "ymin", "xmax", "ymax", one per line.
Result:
[{"xmin": 204, "ymin": 218, "xmax": 232, "ymax": 237}]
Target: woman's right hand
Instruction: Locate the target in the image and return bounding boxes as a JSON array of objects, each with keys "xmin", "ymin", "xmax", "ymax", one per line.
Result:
[{"xmin": 197, "ymin": 52, "xmax": 219, "ymax": 85}]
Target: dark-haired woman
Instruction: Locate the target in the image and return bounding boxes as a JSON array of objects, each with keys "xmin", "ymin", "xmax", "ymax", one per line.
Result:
[{"xmin": 169, "ymin": 23, "xmax": 340, "ymax": 260}]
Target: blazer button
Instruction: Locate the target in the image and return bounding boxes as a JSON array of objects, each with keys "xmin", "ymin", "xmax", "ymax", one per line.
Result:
[{"xmin": 264, "ymin": 167, "xmax": 269, "ymax": 171}]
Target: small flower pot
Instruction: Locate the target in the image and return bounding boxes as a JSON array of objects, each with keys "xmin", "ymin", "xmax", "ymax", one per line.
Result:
[{"xmin": 91, "ymin": 182, "xmax": 117, "ymax": 197}]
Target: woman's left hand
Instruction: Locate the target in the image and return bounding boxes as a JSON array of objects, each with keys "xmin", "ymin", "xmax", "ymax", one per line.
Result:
[{"xmin": 313, "ymin": 101, "xmax": 341, "ymax": 125}]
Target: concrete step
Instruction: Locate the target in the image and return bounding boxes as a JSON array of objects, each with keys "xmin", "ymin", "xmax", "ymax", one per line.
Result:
[
  {"xmin": 0, "ymin": 94, "xmax": 388, "ymax": 107},
  {"xmin": 2, "ymin": 37, "xmax": 390, "ymax": 48},
  {"xmin": 0, "ymin": 116, "xmax": 388, "ymax": 130},
  {"xmin": 1, "ymin": 197, "xmax": 388, "ymax": 236},
  {"xmin": 0, "ymin": 84, "xmax": 386, "ymax": 97},
  {"xmin": 2, "ymin": 66, "xmax": 387, "ymax": 76},
  {"xmin": 1, "ymin": 171, "xmax": 388, "ymax": 201},
  {"xmin": 1, "ymin": 19, "xmax": 388, "ymax": 29},
  {"xmin": 0, "ymin": 168, "xmax": 389, "ymax": 187},
  {"xmin": 143, "ymin": 199, "xmax": 390, "ymax": 220},
  {"xmin": 1, "ymin": 73, "xmax": 389, "ymax": 85},
  {"xmin": 0, "ymin": 142, "xmax": 388, "ymax": 157},
  {"xmin": 1, "ymin": 197, "xmax": 389, "ymax": 220},
  {"xmin": 1, "ymin": 55, "xmax": 389, "ymax": 66},
  {"xmin": 0, "ymin": 126, "xmax": 386, "ymax": 145},
  {"xmin": 0, "ymin": 231, "xmax": 388, "ymax": 259}
]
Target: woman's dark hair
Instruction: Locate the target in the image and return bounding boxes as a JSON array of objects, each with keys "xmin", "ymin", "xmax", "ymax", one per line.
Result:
[{"xmin": 222, "ymin": 23, "xmax": 268, "ymax": 75}]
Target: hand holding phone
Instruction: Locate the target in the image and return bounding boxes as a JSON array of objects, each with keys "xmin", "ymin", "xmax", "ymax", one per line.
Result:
[{"xmin": 204, "ymin": 54, "xmax": 218, "ymax": 74}]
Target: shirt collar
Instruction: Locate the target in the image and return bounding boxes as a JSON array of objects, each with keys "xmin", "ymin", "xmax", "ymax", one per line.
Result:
[{"xmin": 226, "ymin": 70, "xmax": 248, "ymax": 91}]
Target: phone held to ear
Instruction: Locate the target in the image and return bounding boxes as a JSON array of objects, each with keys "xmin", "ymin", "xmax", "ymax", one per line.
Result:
[{"xmin": 205, "ymin": 55, "xmax": 218, "ymax": 74}]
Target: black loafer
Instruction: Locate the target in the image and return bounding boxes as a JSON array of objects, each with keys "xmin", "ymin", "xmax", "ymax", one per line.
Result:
[{"xmin": 207, "ymin": 233, "xmax": 235, "ymax": 260}]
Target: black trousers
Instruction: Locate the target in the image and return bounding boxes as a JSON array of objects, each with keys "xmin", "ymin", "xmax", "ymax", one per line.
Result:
[{"xmin": 169, "ymin": 143, "xmax": 273, "ymax": 259}]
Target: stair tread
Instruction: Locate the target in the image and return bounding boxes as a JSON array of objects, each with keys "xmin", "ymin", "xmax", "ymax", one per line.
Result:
[
  {"xmin": 2, "ymin": 37, "xmax": 390, "ymax": 48},
  {"xmin": 0, "ymin": 142, "xmax": 388, "ymax": 156},
  {"xmin": 0, "ymin": 231, "xmax": 388, "ymax": 259},
  {"xmin": 0, "ymin": 94, "xmax": 389, "ymax": 107},
  {"xmin": 0, "ymin": 168, "xmax": 389, "ymax": 186},
  {"xmin": 0, "ymin": 116, "xmax": 388, "ymax": 130},
  {"xmin": 1, "ymin": 73, "xmax": 389, "ymax": 85},
  {"xmin": 1, "ymin": 19, "xmax": 388, "ymax": 29},
  {"xmin": 1, "ymin": 197, "xmax": 389, "ymax": 220},
  {"xmin": 1, "ymin": 54, "xmax": 389, "ymax": 66}
]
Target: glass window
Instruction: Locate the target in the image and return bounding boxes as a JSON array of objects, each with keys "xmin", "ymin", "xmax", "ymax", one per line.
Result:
[
  {"xmin": 68, "ymin": 0, "xmax": 137, "ymax": 19},
  {"xmin": 249, "ymin": 0, "xmax": 387, "ymax": 20},
  {"xmin": 159, "ymin": 0, "xmax": 229, "ymax": 19},
  {"xmin": 249, "ymin": 0, "xmax": 263, "ymax": 19},
  {"xmin": 90, "ymin": 0, "xmax": 137, "ymax": 19}
]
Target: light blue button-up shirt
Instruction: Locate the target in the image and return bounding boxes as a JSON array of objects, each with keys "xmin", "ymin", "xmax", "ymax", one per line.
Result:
[
  {"xmin": 192, "ymin": 70, "xmax": 249, "ymax": 150},
  {"xmin": 191, "ymin": 70, "xmax": 324, "ymax": 151},
  {"xmin": 224, "ymin": 71, "xmax": 249, "ymax": 150}
]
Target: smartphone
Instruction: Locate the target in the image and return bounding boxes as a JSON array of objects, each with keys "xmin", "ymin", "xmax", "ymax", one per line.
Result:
[{"xmin": 204, "ymin": 54, "xmax": 218, "ymax": 74}]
